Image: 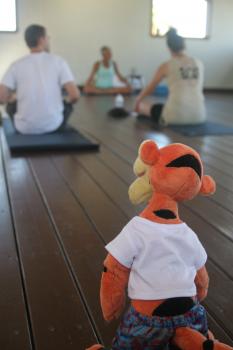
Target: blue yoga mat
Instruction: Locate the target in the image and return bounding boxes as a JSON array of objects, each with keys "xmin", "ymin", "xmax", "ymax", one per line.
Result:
[
  {"xmin": 154, "ymin": 84, "xmax": 169, "ymax": 97},
  {"xmin": 169, "ymin": 121, "xmax": 233, "ymax": 136},
  {"xmin": 2, "ymin": 118, "xmax": 99, "ymax": 152}
]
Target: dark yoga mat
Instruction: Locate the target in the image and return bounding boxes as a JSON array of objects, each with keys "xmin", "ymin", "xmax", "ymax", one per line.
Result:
[
  {"xmin": 136, "ymin": 116, "xmax": 233, "ymax": 136},
  {"xmin": 2, "ymin": 118, "xmax": 99, "ymax": 152},
  {"xmin": 169, "ymin": 121, "xmax": 233, "ymax": 136}
]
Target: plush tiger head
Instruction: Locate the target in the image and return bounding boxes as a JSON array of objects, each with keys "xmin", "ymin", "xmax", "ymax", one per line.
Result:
[{"xmin": 129, "ymin": 140, "xmax": 215, "ymax": 206}]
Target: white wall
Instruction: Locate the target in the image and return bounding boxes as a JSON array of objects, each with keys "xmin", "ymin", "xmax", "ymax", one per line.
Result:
[{"xmin": 0, "ymin": 0, "xmax": 233, "ymax": 88}]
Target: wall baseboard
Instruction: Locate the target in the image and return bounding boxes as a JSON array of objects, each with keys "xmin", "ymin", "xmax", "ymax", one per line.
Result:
[
  {"xmin": 204, "ymin": 88, "xmax": 233, "ymax": 94},
  {"xmin": 78, "ymin": 85, "xmax": 233, "ymax": 95}
]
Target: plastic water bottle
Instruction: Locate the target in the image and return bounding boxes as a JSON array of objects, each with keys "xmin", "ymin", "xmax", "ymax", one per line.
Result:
[{"xmin": 114, "ymin": 94, "xmax": 124, "ymax": 108}]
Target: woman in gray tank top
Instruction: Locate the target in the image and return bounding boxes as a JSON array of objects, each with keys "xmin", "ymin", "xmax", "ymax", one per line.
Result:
[{"xmin": 134, "ymin": 28, "xmax": 206, "ymax": 125}]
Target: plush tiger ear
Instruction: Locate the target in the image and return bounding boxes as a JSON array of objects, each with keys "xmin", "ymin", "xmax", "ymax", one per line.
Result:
[
  {"xmin": 139, "ymin": 140, "xmax": 160, "ymax": 165},
  {"xmin": 199, "ymin": 175, "xmax": 216, "ymax": 196}
]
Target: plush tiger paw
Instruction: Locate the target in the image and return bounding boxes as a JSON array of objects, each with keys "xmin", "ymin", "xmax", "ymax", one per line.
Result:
[
  {"xmin": 86, "ymin": 345, "xmax": 105, "ymax": 350},
  {"xmin": 203, "ymin": 340, "xmax": 233, "ymax": 350},
  {"xmin": 174, "ymin": 327, "xmax": 233, "ymax": 350}
]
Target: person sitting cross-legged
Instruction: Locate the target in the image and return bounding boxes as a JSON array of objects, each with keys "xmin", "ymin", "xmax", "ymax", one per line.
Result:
[
  {"xmin": 84, "ymin": 46, "xmax": 132, "ymax": 95},
  {"xmin": 0, "ymin": 24, "xmax": 80, "ymax": 134},
  {"xmin": 134, "ymin": 28, "xmax": 206, "ymax": 126}
]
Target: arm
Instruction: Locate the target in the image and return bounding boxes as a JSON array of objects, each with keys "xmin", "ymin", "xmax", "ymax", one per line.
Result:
[
  {"xmin": 194, "ymin": 265, "xmax": 209, "ymax": 301},
  {"xmin": 63, "ymin": 82, "xmax": 80, "ymax": 104},
  {"xmin": 100, "ymin": 254, "xmax": 130, "ymax": 322},
  {"xmin": 0, "ymin": 64, "xmax": 17, "ymax": 104},
  {"xmin": 0, "ymin": 84, "xmax": 12, "ymax": 104},
  {"xmin": 135, "ymin": 62, "xmax": 168, "ymax": 111},
  {"xmin": 84, "ymin": 62, "xmax": 99, "ymax": 87},
  {"xmin": 59, "ymin": 59, "xmax": 79, "ymax": 103},
  {"xmin": 113, "ymin": 62, "xmax": 129, "ymax": 85}
]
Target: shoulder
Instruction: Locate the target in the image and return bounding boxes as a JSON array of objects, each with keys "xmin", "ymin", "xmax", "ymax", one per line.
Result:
[
  {"xmin": 109, "ymin": 217, "xmax": 144, "ymax": 247},
  {"xmin": 42, "ymin": 53, "xmax": 70, "ymax": 70},
  {"xmin": 90, "ymin": 61, "xmax": 100, "ymax": 72},
  {"xmin": 122, "ymin": 216, "xmax": 140, "ymax": 231},
  {"xmin": 49, "ymin": 54, "xmax": 73, "ymax": 74},
  {"xmin": 187, "ymin": 55, "xmax": 203, "ymax": 67},
  {"xmin": 194, "ymin": 58, "xmax": 204, "ymax": 69},
  {"xmin": 47, "ymin": 53, "xmax": 67, "ymax": 64},
  {"xmin": 109, "ymin": 217, "xmax": 153, "ymax": 241},
  {"xmin": 127, "ymin": 216, "xmax": 159, "ymax": 236},
  {"xmin": 190, "ymin": 55, "xmax": 201, "ymax": 63},
  {"xmin": 166, "ymin": 58, "xmax": 178, "ymax": 68},
  {"xmin": 183, "ymin": 223, "xmax": 195, "ymax": 234},
  {"xmin": 9, "ymin": 54, "xmax": 31, "ymax": 69},
  {"xmin": 46, "ymin": 52, "xmax": 60, "ymax": 60},
  {"xmin": 183, "ymin": 224, "xmax": 202, "ymax": 243},
  {"xmin": 127, "ymin": 216, "xmax": 150, "ymax": 228},
  {"xmin": 94, "ymin": 61, "xmax": 101, "ymax": 69},
  {"xmin": 160, "ymin": 61, "xmax": 169, "ymax": 69},
  {"xmin": 117, "ymin": 217, "xmax": 145, "ymax": 240},
  {"xmin": 112, "ymin": 61, "xmax": 119, "ymax": 72},
  {"xmin": 157, "ymin": 62, "xmax": 169, "ymax": 75}
]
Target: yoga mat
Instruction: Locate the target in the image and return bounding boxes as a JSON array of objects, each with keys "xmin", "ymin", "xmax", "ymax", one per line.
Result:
[
  {"xmin": 136, "ymin": 116, "xmax": 233, "ymax": 136},
  {"xmin": 2, "ymin": 118, "xmax": 99, "ymax": 152},
  {"xmin": 154, "ymin": 84, "xmax": 169, "ymax": 97},
  {"xmin": 169, "ymin": 121, "xmax": 233, "ymax": 136}
]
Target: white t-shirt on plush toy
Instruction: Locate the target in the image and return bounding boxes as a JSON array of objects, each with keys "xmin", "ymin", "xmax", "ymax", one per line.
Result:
[{"xmin": 106, "ymin": 216, "xmax": 207, "ymax": 300}]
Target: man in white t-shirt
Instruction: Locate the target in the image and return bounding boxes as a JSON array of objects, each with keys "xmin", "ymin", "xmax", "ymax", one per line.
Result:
[{"xmin": 0, "ymin": 24, "xmax": 80, "ymax": 134}]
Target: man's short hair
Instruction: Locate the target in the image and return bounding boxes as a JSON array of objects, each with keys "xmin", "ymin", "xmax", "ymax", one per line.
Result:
[
  {"xmin": 24, "ymin": 24, "xmax": 46, "ymax": 48},
  {"xmin": 101, "ymin": 46, "xmax": 110, "ymax": 53}
]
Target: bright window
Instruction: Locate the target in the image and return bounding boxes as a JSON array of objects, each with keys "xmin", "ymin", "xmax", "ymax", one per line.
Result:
[
  {"xmin": 152, "ymin": 0, "xmax": 211, "ymax": 39},
  {"xmin": 0, "ymin": 0, "xmax": 17, "ymax": 32}
]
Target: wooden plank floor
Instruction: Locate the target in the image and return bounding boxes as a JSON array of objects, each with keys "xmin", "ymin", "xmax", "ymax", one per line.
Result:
[{"xmin": 1, "ymin": 93, "xmax": 233, "ymax": 349}]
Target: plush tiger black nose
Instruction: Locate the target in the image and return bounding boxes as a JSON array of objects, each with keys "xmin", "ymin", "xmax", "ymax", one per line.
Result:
[{"xmin": 166, "ymin": 154, "xmax": 202, "ymax": 179}]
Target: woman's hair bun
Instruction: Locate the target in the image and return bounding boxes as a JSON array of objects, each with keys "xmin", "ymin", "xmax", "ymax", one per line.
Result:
[
  {"xmin": 166, "ymin": 27, "xmax": 185, "ymax": 53},
  {"xmin": 167, "ymin": 27, "xmax": 178, "ymax": 38}
]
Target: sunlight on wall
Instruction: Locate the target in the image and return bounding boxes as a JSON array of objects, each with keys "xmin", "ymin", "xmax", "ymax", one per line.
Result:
[
  {"xmin": 152, "ymin": 0, "xmax": 208, "ymax": 39},
  {"xmin": 0, "ymin": 0, "xmax": 17, "ymax": 32}
]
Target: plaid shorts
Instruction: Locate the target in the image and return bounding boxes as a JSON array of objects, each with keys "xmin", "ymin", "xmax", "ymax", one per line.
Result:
[{"xmin": 111, "ymin": 303, "xmax": 208, "ymax": 350}]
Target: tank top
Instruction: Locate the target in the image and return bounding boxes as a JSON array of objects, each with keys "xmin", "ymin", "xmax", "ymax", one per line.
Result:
[
  {"xmin": 162, "ymin": 56, "xmax": 206, "ymax": 125},
  {"xmin": 95, "ymin": 61, "xmax": 115, "ymax": 89}
]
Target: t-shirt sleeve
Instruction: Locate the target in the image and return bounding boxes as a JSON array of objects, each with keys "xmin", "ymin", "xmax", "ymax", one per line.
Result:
[
  {"xmin": 193, "ymin": 234, "xmax": 207, "ymax": 270},
  {"xmin": 1, "ymin": 64, "xmax": 17, "ymax": 90},
  {"xmin": 105, "ymin": 219, "xmax": 140, "ymax": 268},
  {"xmin": 59, "ymin": 59, "xmax": 75, "ymax": 86}
]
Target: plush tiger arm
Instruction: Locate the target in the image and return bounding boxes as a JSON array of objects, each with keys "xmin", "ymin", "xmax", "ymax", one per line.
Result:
[
  {"xmin": 195, "ymin": 265, "xmax": 209, "ymax": 301},
  {"xmin": 100, "ymin": 254, "xmax": 130, "ymax": 322}
]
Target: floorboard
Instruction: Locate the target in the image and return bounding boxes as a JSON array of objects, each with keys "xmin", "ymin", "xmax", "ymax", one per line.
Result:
[
  {"xmin": 0, "ymin": 134, "xmax": 32, "ymax": 350},
  {"xmin": 29, "ymin": 155, "xmax": 123, "ymax": 346},
  {"xmin": 1, "ymin": 134, "xmax": 97, "ymax": 350},
  {"xmin": 1, "ymin": 93, "xmax": 233, "ymax": 348}
]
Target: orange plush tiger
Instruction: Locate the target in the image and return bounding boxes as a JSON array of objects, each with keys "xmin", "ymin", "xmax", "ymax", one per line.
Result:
[{"xmin": 87, "ymin": 140, "xmax": 232, "ymax": 350}]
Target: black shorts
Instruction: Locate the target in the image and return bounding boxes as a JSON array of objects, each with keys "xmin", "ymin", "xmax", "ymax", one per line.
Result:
[{"xmin": 150, "ymin": 103, "xmax": 164, "ymax": 123}]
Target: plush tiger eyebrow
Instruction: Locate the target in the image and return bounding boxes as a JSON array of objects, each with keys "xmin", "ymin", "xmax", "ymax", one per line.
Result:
[{"xmin": 166, "ymin": 154, "xmax": 202, "ymax": 179}]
